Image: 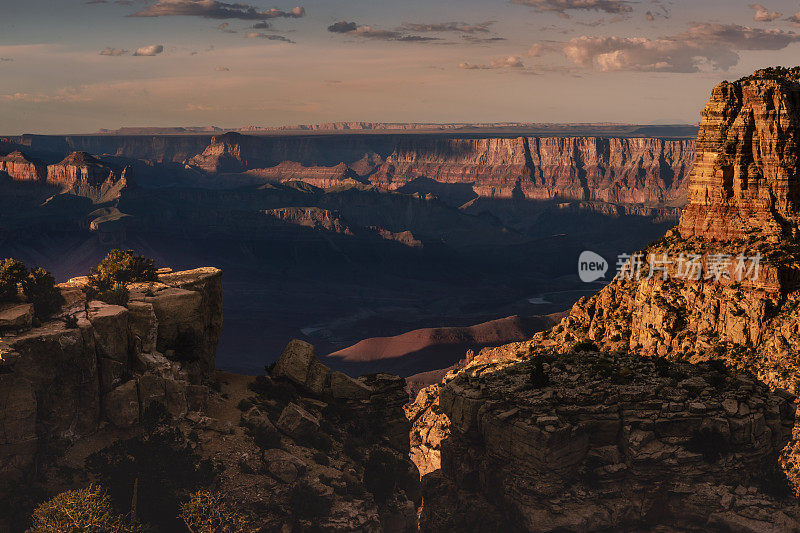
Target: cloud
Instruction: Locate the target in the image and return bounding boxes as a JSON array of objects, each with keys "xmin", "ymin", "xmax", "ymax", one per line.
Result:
[
  {"xmin": 133, "ymin": 44, "xmax": 164, "ymax": 56},
  {"xmin": 528, "ymin": 42, "xmax": 559, "ymax": 57},
  {"xmin": 511, "ymin": 0, "xmax": 632, "ymax": 18},
  {"xmin": 561, "ymin": 23, "xmax": 800, "ymax": 73},
  {"xmin": 749, "ymin": 3, "xmax": 782, "ymax": 22},
  {"xmin": 217, "ymin": 22, "xmax": 236, "ymax": 33},
  {"xmin": 245, "ymin": 32, "xmax": 294, "ymax": 43},
  {"xmin": 327, "ymin": 21, "xmax": 358, "ymax": 34},
  {"xmin": 215, "ymin": 66, "xmax": 230, "ymax": 71},
  {"xmin": 646, "ymin": 11, "xmax": 655, "ymax": 22},
  {"xmin": 85, "ymin": 0, "xmax": 107, "ymax": 4},
  {"xmin": 327, "ymin": 20, "xmax": 439, "ymax": 41},
  {"xmin": 399, "ymin": 22, "xmax": 493, "ymax": 34},
  {"xmin": 252, "ymin": 21, "xmax": 271, "ymax": 29},
  {"xmin": 0, "ymin": 57, "xmax": 13, "ymax": 62},
  {"xmin": 785, "ymin": 11, "xmax": 800, "ymax": 25},
  {"xmin": 100, "ymin": 47, "xmax": 129, "ymax": 56},
  {"xmin": 130, "ymin": 1, "xmax": 305, "ymax": 20},
  {"xmin": 459, "ymin": 55, "xmax": 525, "ymax": 69}
]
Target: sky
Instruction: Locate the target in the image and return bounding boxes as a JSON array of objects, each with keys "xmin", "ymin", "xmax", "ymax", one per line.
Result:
[{"xmin": 3, "ymin": 0, "xmax": 800, "ymax": 134}]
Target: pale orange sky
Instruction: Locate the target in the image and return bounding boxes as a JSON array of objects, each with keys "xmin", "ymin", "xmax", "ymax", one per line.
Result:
[{"xmin": 3, "ymin": 0, "xmax": 800, "ymax": 133}]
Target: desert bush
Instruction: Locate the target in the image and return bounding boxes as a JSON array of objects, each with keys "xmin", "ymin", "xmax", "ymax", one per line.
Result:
[
  {"xmin": 0, "ymin": 258, "xmax": 28, "ymax": 301},
  {"xmin": 95, "ymin": 250, "xmax": 158, "ymax": 285},
  {"xmin": 83, "ymin": 250, "xmax": 157, "ymax": 305},
  {"xmin": 22, "ymin": 267, "xmax": 64, "ymax": 320},
  {"xmin": 179, "ymin": 490, "xmax": 251, "ymax": 533},
  {"xmin": 27, "ymin": 484, "xmax": 146, "ymax": 533},
  {"xmin": 63, "ymin": 314, "xmax": 79, "ymax": 329}
]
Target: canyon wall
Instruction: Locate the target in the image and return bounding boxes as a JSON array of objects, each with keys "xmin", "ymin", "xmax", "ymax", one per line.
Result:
[
  {"xmin": 0, "ymin": 267, "xmax": 222, "ymax": 487},
  {"xmin": 678, "ymin": 70, "xmax": 800, "ymax": 241},
  {"xmin": 7, "ymin": 132, "xmax": 695, "ymax": 207}
]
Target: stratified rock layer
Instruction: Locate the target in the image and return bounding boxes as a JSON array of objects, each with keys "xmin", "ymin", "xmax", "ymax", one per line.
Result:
[
  {"xmin": 0, "ymin": 267, "xmax": 222, "ymax": 486},
  {"xmin": 420, "ymin": 351, "xmax": 799, "ymax": 532},
  {"xmin": 678, "ymin": 69, "xmax": 800, "ymax": 241}
]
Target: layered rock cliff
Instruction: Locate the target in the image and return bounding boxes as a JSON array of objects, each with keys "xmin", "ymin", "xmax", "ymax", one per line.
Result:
[
  {"xmin": 0, "ymin": 267, "xmax": 222, "ymax": 487},
  {"xmin": 419, "ymin": 349, "xmax": 799, "ymax": 532},
  {"xmin": 679, "ymin": 68, "xmax": 800, "ymax": 241},
  {"xmin": 45, "ymin": 151, "xmax": 134, "ymax": 202},
  {"xmin": 0, "ymin": 151, "xmax": 46, "ymax": 182}
]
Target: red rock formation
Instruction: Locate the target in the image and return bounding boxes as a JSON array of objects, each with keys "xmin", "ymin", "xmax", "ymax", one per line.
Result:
[
  {"xmin": 46, "ymin": 151, "xmax": 114, "ymax": 188},
  {"xmin": 371, "ymin": 136, "xmax": 693, "ymax": 203},
  {"xmin": 0, "ymin": 151, "xmax": 45, "ymax": 182},
  {"xmin": 678, "ymin": 68, "xmax": 800, "ymax": 241}
]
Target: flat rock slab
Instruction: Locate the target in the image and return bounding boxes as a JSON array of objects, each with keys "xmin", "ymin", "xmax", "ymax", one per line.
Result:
[{"xmin": 0, "ymin": 303, "xmax": 33, "ymax": 330}]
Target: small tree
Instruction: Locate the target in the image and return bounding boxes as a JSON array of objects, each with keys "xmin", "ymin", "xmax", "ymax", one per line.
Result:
[
  {"xmin": 179, "ymin": 490, "xmax": 251, "ymax": 533},
  {"xmin": 83, "ymin": 250, "xmax": 158, "ymax": 305},
  {"xmin": 22, "ymin": 268, "xmax": 65, "ymax": 320},
  {"xmin": 96, "ymin": 250, "xmax": 158, "ymax": 285},
  {"xmin": 27, "ymin": 484, "xmax": 146, "ymax": 533},
  {"xmin": 0, "ymin": 258, "xmax": 28, "ymax": 301}
]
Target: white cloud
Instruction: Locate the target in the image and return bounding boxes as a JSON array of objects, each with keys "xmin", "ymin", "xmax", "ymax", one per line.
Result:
[
  {"xmin": 133, "ymin": 44, "xmax": 164, "ymax": 56},
  {"xmin": 512, "ymin": 0, "xmax": 632, "ymax": 18},
  {"xmin": 749, "ymin": 3, "xmax": 782, "ymax": 22},
  {"xmin": 561, "ymin": 23, "xmax": 800, "ymax": 73}
]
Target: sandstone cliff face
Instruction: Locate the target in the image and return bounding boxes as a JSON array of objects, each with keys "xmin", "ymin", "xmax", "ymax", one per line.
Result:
[
  {"xmin": 0, "ymin": 267, "xmax": 222, "ymax": 487},
  {"xmin": 0, "ymin": 151, "xmax": 45, "ymax": 182},
  {"xmin": 187, "ymin": 132, "xmax": 694, "ymax": 206},
  {"xmin": 679, "ymin": 69, "xmax": 800, "ymax": 241},
  {"xmin": 44, "ymin": 151, "xmax": 133, "ymax": 202},
  {"xmin": 420, "ymin": 350, "xmax": 799, "ymax": 532}
]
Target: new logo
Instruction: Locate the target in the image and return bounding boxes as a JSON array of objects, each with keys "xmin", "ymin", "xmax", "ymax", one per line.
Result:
[{"xmin": 578, "ymin": 251, "xmax": 608, "ymax": 283}]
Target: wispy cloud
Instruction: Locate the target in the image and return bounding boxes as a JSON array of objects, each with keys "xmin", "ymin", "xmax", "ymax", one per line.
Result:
[
  {"xmin": 130, "ymin": 1, "xmax": 305, "ymax": 20},
  {"xmin": 327, "ymin": 20, "xmax": 439, "ymax": 42},
  {"xmin": 459, "ymin": 55, "xmax": 525, "ymax": 69},
  {"xmin": 217, "ymin": 22, "xmax": 236, "ymax": 33},
  {"xmin": 99, "ymin": 47, "xmax": 128, "ymax": 56},
  {"xmin": 245, "ymin": 32, "xmax": 294, "ymax": 43},
  {"xmin": 399, "ymin": 21, "xmax": 493, "ymax": 34},
  {"xmin": 511, "ymin": 0, "xmax": 632, "ymax": 18}
]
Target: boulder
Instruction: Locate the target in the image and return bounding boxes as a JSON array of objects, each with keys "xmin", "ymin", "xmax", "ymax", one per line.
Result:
[
  {"xmin": 276, "ymin": 402, "xmax": 320, "ymax": 440},
  {"xmin": 329, "ymin": 371, "xmax": 373, "ymax": 401},
  {"xmin": 243, "ymin": 406, "xmax": 276, "ymax": 432},
  {"xmin": 87, "ymin": 301, "xmax": 129, "ymax": 363},
  {"xmin": 137, "ymin": 372, "xmax": 167, "ymax": 412},
  {"xmin": 273, "ymin": 340, "xmax": 330, "ymax": 394},
  {"xmin": 144, "ymin": 288, "xmax": 203, "ymax": 360},
  {"xmin": 103, "ymin": 380, "xmax": 139, "ymax": 427},
  {"xmin": 0, "ymin": 303, "xmax": 33, "ymax": 331}
]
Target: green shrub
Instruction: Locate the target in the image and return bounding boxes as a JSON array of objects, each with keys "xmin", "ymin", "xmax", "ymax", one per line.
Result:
[
  {"xmin": 83, "ymin": 250, "xmax": 157, "ymax": 305},
  {"xmin": 0, "ymin": 258, "xmax": 28, "ymax": 301},
  {"xmin": 179, "ymin": 490, "xmax": 251, "ymax": 533},
  {"xmin": 95, "ymin": 250, "xmax": 158, "ymax": 285},
  {"xmin": 288, "ymin": 481, "xmax": 330, "ymax": 520},
  {"xmin": 22, "ymin": 268, "xmax": 64, "ymax": 320},
  {"xmin": 28, "ymin": 484, "xmax": 146, "ymax": 533}
]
